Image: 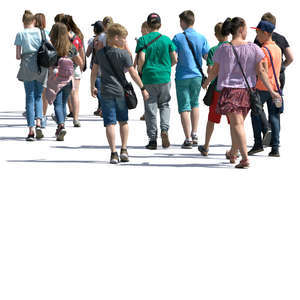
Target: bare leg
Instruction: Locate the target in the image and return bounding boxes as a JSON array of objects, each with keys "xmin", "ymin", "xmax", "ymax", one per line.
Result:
[
  {"xmin": 180, "ymin": 111, "xmax": 191, "ymax": 140},
  {"xmin": 71, "ymin": 79, "xmax": 80, "ymax": 121},
  {"xmin": 204, "ymin": 120, "xmax": 215, "ymax": 149},
  {"xmin": 119, "ymin": 121, "xmax": 129, "ymax": 149},
  {"xmin": 67, "ymin": 97, "xmax": 73, "ymax": 116},
  {"xmin": 228, "ymin": 112, "xmax": 248, "ymax": 161},
  {"xmin": 106, "ymin": 124, "xmax": 116, "ymax": 153},
  {"xmin": 190, "ymin": 107, "xmax": 199, "ymax": 135}
]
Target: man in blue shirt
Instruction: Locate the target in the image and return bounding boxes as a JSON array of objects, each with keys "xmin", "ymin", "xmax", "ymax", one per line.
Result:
[{"xmin": 172, "ymin": 10, "xmax": 209, "ymax": 148}]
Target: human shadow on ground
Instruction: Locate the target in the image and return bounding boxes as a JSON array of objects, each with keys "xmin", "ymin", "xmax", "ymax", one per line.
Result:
[{"xmin": 7, "ymin": 159, "xmax": 108, "ymax": 164}]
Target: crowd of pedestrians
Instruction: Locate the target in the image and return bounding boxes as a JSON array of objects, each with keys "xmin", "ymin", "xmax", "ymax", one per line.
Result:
[{"xmin": 14, "ymin": 10, "xmax": 293, "ymax": 168}]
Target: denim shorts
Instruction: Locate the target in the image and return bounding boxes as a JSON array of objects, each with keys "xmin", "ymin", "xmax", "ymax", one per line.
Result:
[
  {"xmin": 101, "ymin": 97, "xmax": 128, "ymax": 126},
  {"xmin": 175, "ymin": 77, "xmax": 202, "ymax": 113}
]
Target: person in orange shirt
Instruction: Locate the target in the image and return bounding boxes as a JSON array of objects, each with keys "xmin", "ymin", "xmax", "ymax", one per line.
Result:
[{"xmin": 248, "ymin": 20, "xmax": 282, "ymax": 157}]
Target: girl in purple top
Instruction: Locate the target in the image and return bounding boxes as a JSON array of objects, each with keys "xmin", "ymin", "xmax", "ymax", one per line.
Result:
[{"xmin": 203, "ymin": 17, "xmax": 280, "ymax": 168}]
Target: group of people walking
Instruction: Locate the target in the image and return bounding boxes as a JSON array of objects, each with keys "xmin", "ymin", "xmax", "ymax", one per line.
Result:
[{"xmin": 15, "ymin": 10, "xmax": 293, "ymax": 168}]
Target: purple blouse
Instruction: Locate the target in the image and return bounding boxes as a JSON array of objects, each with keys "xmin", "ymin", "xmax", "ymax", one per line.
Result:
[{"xmin": 213, "ymin": 42, "xmax": 265, "ymax": 90}]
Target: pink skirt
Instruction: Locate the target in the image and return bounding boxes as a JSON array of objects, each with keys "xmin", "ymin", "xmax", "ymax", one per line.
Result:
[{"xmin": 216, "ymin": 87, "xmax": 251, "ymax": 115}]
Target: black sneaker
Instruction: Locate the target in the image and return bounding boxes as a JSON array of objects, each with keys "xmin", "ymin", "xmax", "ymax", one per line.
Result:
[
  {"xmin": 181, "ymin": 140, "xmax": 193, "ymax": 149},
  {"xmin": 110, "ymin": 152, "xmax": 119, "ymax": 164},
  {"xmin": 248, "ymin": 146, "xmax": 264, "ymax": 155},
  {"xmin": 26, "ymin": 133, "xmax": 35, "ymax": 141},
  {"xmin": 120, "ymin": 148, "xmax": 129, "ymax": 162},
  {"xmin": 146, "ymin": 140, "xmax": 157, "ymax": 150},
  {"xmin": 269, "ymin": 149, "xmax": 280, "ymax": 157},
  {"xmin": 67, "ymin": 112, "xmax": 74, "ymax": 118}
]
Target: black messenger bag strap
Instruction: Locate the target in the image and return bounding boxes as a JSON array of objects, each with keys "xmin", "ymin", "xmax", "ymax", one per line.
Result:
[
  {"xmin": 103, "ymin": 47, "xmax": 127, "ymax": 88},
  {"xmin": 183, "ymin": 31, "xmax": 206, "ymax": 79},
  {"xmin": 230, "ymin": 43, "xmax": 251, "ymax": 91}
]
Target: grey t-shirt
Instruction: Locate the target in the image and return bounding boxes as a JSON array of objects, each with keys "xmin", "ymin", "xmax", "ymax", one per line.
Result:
[{"xmin": 93, "ymin": 46, "xmax": 133, "ymax": 98}]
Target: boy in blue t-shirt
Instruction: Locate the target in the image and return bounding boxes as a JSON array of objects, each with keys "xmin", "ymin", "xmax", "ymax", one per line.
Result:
[{"xmin": 172, "ymin": 10, "xmax": 209, "ymax": 149}]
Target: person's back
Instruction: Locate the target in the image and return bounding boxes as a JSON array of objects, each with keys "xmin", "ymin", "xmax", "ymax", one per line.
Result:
[
  {"xmin": 173, "ymin": 28, "xmax": 209, "ymax": 80},
  {"xmin": 214, "ymin": 42, "xmax": 263, "ymax": 91},
  {"xmin": 136, "ymin": 31, "xmax": 175, "ymax": 84},
  {"xmin": 256, "ymin": 41, "xmax": 281, "ymax": 91},
  {"xmin": 95, "ymin": 47, "xmax": 132, "ymax": 99}
]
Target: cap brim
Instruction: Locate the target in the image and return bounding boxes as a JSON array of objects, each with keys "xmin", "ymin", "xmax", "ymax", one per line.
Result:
[{"xmin": 251, "ymin": 27, "xmax": 259, "ymax": 30}]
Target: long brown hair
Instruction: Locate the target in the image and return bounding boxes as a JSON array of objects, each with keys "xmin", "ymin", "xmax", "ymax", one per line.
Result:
[
  {"xmin": 61, "ymin": 15, "xmax": 84, "ymax": 41},
  {"xmin": 34, "ymin": 13, "xmax": 46, "ymax": 29},
  {"xmin": 50, "ymin": 23, "xmax": 72, "ymax": 57}
]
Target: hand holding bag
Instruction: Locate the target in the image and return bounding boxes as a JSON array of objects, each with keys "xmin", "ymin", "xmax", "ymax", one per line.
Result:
[
  {"xmin": 203, "ymin": 79, "xmax": 217, "ymax": 106},
  {"xmin": 230, "ymin": 43, "xmax": 263, "ymax": 116},
  {"xmin": 104, "ymin": 47, "xmax": 138, "ymax": 109},
  {"xmin": 263, "ymin": 46, "xmax": 284, "ymax": 114}
]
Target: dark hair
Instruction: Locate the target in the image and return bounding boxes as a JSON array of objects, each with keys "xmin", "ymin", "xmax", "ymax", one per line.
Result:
[
  {"xmin": 261, "ymin": 12, "xmax": 276, "ymax": 26},
  {"xmin": 34, "ymin": 13, "xmax": 46, "ymax": 29},
  {"xmin": 221, "ymin": 17, "xmax": 246, "ymax": 36},
  {"xmin": 179, "ymin": 10, "xmax": 195, "ymax": 26},
  {"xmin": 61, "ymin": 15, "xmax": 84, "ymax": 41},
  {"xmin": 54, "ymin": 13, "xmax": 65, "ymax": 23}
]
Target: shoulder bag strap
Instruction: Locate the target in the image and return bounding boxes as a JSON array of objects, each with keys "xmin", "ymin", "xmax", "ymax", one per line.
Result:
[
  {"xmin": 183, "ymin": 32, "xmax": 205, "ymax": 78},
  {"xmin": 230, "ymin": 43, "xmax": 251, "ymax": 91},
  {"xmin": 40, "ymin": 28, "xmax": 46, "ymax": 42},
  {"xmin": 263, "ymin": 46, "xmax": 282, "ymax": 96},
  {"xmin": 137, "ymin": 34, "xmax": 162, "ymax": 53},
  {"xmin": 103, "ymin": 47, "xmax": 127, "ymax": 88}
]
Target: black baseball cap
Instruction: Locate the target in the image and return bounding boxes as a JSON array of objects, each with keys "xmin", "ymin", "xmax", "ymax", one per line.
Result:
[
  {"xmin": 91, "ymin": 21, "xmax": 104, "ymax": 34},
  {"xmin": 147, "ymin": 13, "xmax": 161, "ymax": 26}
]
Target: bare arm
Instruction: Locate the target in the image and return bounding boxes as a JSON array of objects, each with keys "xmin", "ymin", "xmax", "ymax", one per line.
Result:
[
  {"xmin": 16, "ymin": 46, "xmax": 21, "ymax": 60},
  {"xmin": 78, "ymin": 47, "xmax": 85, "ymax": 71},
  {"xmin": 256, "ymin": 60, "xmax": 280, "ymax": 99},
  {"xmin": 125, "ymin": 41, "xmax": 133, "ymax": 60},
  {"xmin": 86, "ymin": 43, "xmax": 93, "ymax": 58},
  {"xmin": 207, "ymin": 65, "xmax": 213, "ymax": 75},
  {"xmin": 283, "ymin": 47, "xmax": 294, "ymax": 67},
  {"xmin": 90, "ymin": 63, "xmax": 99, "ymax": 97},
  {"xmin": 137, "ymin": 51, "xmax": 145, "ymax": 74},
  {"xmin": 73, "ymin": 54, "xmax": 83, "ymax": 70},
  {"xmin": 127, "ymin": 66, "xmax": 149, "ymax": 101},
  {"xmin": 170, "ymin": 51, "xmax": 178, "ymax": 66},
  {"xmin": 202, "ymin": 63, "xmax": 219, "ymax": 89}
]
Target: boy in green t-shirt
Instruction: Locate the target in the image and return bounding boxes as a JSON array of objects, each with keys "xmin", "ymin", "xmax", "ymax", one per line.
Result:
[{"xmin": 136, "ymin": 13, "xmax": 177, "ymax": 149}]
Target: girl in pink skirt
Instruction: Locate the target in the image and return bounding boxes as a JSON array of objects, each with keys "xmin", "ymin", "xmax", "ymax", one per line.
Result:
[{"xmin": 203, "ymin": 17, "xmax": 280, "ymax": 168}]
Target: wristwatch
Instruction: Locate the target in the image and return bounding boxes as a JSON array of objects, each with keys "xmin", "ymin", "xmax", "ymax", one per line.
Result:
[{"xmin": 141, "ymin": 86, "xmax": 146, "ymax": 91}]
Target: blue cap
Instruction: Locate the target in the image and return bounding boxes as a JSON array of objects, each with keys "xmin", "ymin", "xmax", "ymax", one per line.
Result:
[{"xmin": 251, "ymin": 20, "xmax": 275, "ymax": 33}]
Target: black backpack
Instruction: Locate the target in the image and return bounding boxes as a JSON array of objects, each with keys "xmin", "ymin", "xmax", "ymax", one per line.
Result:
[{"xmin": 37, "ymin": 29, "xmax": 57, "ymax": 72}]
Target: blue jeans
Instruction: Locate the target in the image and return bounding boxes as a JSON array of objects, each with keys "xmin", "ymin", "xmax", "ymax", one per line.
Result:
[
  {"xmin": 95, "ymin": 76, "xmax": 102, "ymax": 109},
  {"xmin": 251, "ymin": 90, "xmax": 281, "ymax": 151},
  {"xmin": 54, "ymin": 82, "xmax": 72, "ymax": 125},
  {"xmin": 24, "ymin": 80, "xmax": 43, "ymax": 127}
]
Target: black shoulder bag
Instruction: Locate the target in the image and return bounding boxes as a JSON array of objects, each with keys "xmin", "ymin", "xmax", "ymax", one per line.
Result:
[
  {"xmin": 37, "ymin": 29, "xmax": 57, "ymax": 72},
  {"xmin": 103, "ymin": 47, "xmax": 138, "ymax": 110},
  {"xmin": 230, "ymin": 43, "xmax": 263, "ymax": 116},
  {"xmin": 183, "ymin": 32, "xmax": 207, "ymax": 86}
]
